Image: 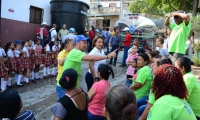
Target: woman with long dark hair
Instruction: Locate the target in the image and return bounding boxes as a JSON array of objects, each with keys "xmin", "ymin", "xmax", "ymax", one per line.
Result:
[
  {"xmin": 175, "ymin": 57, "xmax": 200, "ymax": 120},
  {"xmin": 0, "ymin": 89, "xmax": 35, "ymax": 120}
]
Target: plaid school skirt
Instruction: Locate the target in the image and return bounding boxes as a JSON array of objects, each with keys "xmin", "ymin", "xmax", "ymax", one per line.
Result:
[
  {"xmin": 5, "ymin": 58, "xmax": 16, "ymax": 71},
  {"xmin": 43, "ymin": 54, "xmax": 52, "ymax": 66},
  {"xmin": 23, "ymin": 58, "xmax": 31, "ymax": 69},
  {"xmin": 15, "ymin": 57, "xmax": 24, "ymax": 72},
  {"xmin": 29, "ymin": 56, "xmax": 35, "ymax": 69},
  {"xmin": 52, "ymin": 54, "xmax": 58, "ymax": 65},
  {"xmin": 0, "ymin": 64, "xmax": 7, "ymax": 77},
  {"xmin": 34, "ymin": 56, "xmax": 43, "ymax": 65}
]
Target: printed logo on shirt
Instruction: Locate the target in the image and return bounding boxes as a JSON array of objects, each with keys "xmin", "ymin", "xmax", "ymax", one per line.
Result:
[{"xmin": 183, "ymin": 101, "xmax": 193, "ymax": 114}]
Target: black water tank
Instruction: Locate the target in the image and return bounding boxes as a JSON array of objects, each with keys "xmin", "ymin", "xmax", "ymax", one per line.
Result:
[{"xmin": 50, "ymin": 0, "xmax": 89, "ymax": 35}]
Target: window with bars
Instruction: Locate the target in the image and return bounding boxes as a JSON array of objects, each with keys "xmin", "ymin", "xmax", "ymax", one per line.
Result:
[
  {"xmin": 29, "ymin": 6, "xmax": 43, "ymax": 24},
  {"xmin": 103, "ymin": 20, "xmax": 110, "ymax": 27}
]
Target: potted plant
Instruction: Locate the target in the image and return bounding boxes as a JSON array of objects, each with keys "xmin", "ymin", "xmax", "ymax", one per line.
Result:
[{"xmin": 193, "ymin": 41, "xmax": 200, "ymax": 58}]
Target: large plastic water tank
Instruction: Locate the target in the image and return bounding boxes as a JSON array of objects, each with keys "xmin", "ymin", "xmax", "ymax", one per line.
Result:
[{"xmin": 50, "ymin": 0, "xmax": 89, "ymax": 35}]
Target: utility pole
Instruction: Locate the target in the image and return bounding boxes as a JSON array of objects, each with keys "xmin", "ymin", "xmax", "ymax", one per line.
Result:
[{"xmin": 120, "ymin": 0, "xmax": 124, "ymax": 18}]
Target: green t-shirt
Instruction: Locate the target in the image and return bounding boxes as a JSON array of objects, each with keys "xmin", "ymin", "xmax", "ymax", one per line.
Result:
[
  {"xmin": 184, "ymin": 71, "xmax": 200, "ymax": 117},
  {"xmin": 148, "ymin": 90, "xmax": 155, "ymax": 105},
  {"xmin": 62, "ymin": 49, "xmax": 85, "ymax": 87},
  {"xmin": 169, "ymin": 21, "xmax": 191, "ymax": 54},
  {"xmin": 147, "ymin": 95, "xmax": 196, "ymax": 120},
  {"xmin": 131, "ymin": 66, "xmax": 152, "ymax": 100}
]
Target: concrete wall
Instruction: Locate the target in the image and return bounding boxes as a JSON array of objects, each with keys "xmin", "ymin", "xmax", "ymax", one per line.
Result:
[
  {"xmin": 1, "ymin": 0, "xmax": 51, "ymax": 46},
  {"xmin": 1, "ymin": 0, "xmax": 51, "ymax": 25}
]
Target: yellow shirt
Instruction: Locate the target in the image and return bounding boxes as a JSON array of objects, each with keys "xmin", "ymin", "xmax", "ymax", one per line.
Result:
[
  {"xmin": 56, "ymin": 50, "xmax": 68, "ymax": 86},
  {"xmin": 110, "ymin": 31, "xmax": 115, "ymax": 36}
]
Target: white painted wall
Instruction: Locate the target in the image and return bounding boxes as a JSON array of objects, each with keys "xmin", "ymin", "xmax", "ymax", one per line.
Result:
[{"xmin": 1, "ymin": 0, "xmax": 51, "ymax": 25}]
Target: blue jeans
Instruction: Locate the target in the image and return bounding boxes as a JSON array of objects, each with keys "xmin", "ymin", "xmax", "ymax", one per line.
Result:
[
  {"xmin": 137, "ymin": 96, "xmax": 148, "ymax": 109},
  {"xmin": 122, "ymin": 46, "xmax": 130, "ymax": 65},
  {"xmin": 56, "ymin": 86, "xmax": 66, "ymax": 100},
  {"xmin": 40, "ymin": 38, "xmax": 46, "ymax": 53},
  {"xmin": 50, "ymin": 41, "xmax": 54, "ymax": 51},
  {"xmin": 109, "ymin": 45, "xmax": 119, "ymax": 64},
  {"xmin": 85, "ymin": 72, "xmax": 94, "ymax": 91},
  {"xmin": 105, "ymin": 41, "xmax": 109, "ymax": 55},
  {"xmin": 88, "ymin": 111, "xmax": 105, "ymax": 120},
  {"xmin": 137, "ymin": 104, "xmax": 147, "ymax": 120},
  {"xmin": 125, "ymin": 79, "xmax": 132, "ymax": 87}
]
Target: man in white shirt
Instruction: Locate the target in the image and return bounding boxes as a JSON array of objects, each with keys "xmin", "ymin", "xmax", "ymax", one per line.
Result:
[
  {"xmin": 163, "ymin": 28, "xmax": 171, "ymax": 50},
  {"xmin": 156, "ymin": 38, "xmax": 169, "ymax": 57},
  {"xmin": 50, "ymin": 24, "xmax": 57, "ymax": 49}
]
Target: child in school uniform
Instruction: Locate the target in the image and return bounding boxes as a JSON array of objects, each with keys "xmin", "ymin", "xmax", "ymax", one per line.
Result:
[
  {"xmin": 43, "ymin": 39, "xmax": 53, "ymax": 79},
  {"xmin": 22, "ymin": 41, "xmax": 31, "ymax": 84},
  {"xmin": 0, "ymin": 41, "xmax": 8, "ymax": 91},
  {"xmin": 5, "ymin": 42, "xmax": 23, "ymax": 87},
  {"xmin": 14, "ymin": 43, "xmax": 25, "ymax": 85},
  {"xmin": 28, "ymin": 39, "xmax": 35, "ymax": 82},
  {"xmin": 52, "ymin": 40, "xmax": 59, "ymax": 76},
  {"xmin": 33, "ymin": 39, "xmax": 43, "ymax": 80}
]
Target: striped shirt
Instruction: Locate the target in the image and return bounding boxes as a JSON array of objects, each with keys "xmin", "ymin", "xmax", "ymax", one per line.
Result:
[{"xmin": 15, "ymin": 110, "xmax": 36, "ymax": 120}]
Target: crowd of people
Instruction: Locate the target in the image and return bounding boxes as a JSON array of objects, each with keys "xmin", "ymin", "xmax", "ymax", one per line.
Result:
[{"xmin": 0, "ymin": 10, "xmax": 200, "ymax": 120}]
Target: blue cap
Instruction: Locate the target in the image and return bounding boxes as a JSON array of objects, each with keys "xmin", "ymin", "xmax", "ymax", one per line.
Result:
[
  {"xmin": 74, "ymin": 35, "xmax": 88, "ymax": 44},
  {"xmin": 69, "ymin": 28, "xmax": 75, "ymax": 32},
  {"xmin": 95, "ymin": 29, "xmax": 100, "ymax": 33}
]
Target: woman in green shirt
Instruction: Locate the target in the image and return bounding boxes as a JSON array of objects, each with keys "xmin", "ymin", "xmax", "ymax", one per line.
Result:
[
  {"xmin": 130, "ymin": 53, "xmax": 152, "ymax": 100},
  {"xmin": 147, "ymin": 64, "xmax": 196, "ymax": 120},
  {"xmin": 175, "ymin": 57, "xmax": 200, "ymax": 120}
]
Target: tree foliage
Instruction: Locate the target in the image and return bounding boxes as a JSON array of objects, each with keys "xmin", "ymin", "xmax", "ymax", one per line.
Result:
[
  {"xmin": 129, "ymin": 0, "xmax": 200, "ymax": 16},
  {"xmin": 129, "ymin": 0, "xmax": 164, "ymax": 16}
]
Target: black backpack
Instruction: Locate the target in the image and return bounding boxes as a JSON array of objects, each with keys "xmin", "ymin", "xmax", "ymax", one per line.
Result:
[{"xmin": 47, "ymin": 28, "xmax": 54, "ymax": 40}]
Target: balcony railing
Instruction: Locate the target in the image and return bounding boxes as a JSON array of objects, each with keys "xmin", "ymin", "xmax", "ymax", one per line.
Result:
[{"xmin": 90, "ymin": 7, "xmax": 120, "ymax": 15}]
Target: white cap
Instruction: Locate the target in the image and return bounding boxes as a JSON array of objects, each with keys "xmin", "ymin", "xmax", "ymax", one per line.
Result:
[
  {"xmin": 41, "ymin": 22, "xmax": 47, "ymax": 25},
  {"xmin": 124, "ymin": 27, "xmax": 129, "ymax": 31}
]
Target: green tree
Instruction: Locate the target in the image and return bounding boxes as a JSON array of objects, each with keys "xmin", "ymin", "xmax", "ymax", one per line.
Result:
[{"xmin": 129, "ymin": 0, "xmax": 164, "ymax": 16}]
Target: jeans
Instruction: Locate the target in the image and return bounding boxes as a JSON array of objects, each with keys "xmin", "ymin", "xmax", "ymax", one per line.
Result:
[
  {"xmin": 88, "ymin": 38, "xmax": 93, "ymax": 53},
  {"xmin": 56, "ymin": 85, "xmax": 66, "ymax": 100},
  {"xmin": 137, "ymin": 96, "xmax": 148, "ymax": 109},
  {"xmin": 125, "ymin": 79, "xmax": 132, "ymax": 87},
  {"xmin": 88, "ymin": 111, "xmax": 106, "ymax": 120},
  {"xmin": 197, "ymin": 116, "xmax": 200, "ymax": 120},
  {"xmin": 122, "ymin": 46, "xmax": 130, "ymax": 65},
  {"xmin": 109, "ymin": 45, "xmax": 119, "ymax": 65},
  {"xmin": 50, "ymin": 41, "xmax": 54, "ymax": 51},
  {"xmin": 40, "ymin": 38, "xmax": 46, "ymax": 49},
  {"xmin": 105, "ymin": 41, "xmax": 109, "ymax": 55},
  {"xmin": 85, "ymin": 72, "xmax": 94, "ymax": 91},
  {"xmin": 137, "ymin": 104, "xmax": 147, "ymax": 120}
]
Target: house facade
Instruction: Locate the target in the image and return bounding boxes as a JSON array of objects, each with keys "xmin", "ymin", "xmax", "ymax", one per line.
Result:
[{"xmin": 0, "ymin": 0, "xmax": 53, "ymax": 46}]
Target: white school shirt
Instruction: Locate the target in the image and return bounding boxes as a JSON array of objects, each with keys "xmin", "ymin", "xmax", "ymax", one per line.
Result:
[
  {"xmin": 23, "ymin": 47, "xmax": 30, "ymax": 57},
  {"xmin": 0, "ymin": 50, "xmax": 3, "ymax": 58},
  {"xmin": 50, "ymin": 28, "xmax": 57, "ymax": 42},
  {"xmin": 14, "ymin": 49, "xmax": 21, "ymax": 57},
  {"xmin": 0, "ymin": 48, "xmax": 6, "ymax": 57},
  {"xmin": 7, "ymin": 49, "xmax": 14, "ymax": 58},
  {"xmin": 46, "ymin": 44, "xmax": 50, "ymax": 52},
  {"xmin": 88, "ymin": 47, "xmax": 106, "ymax": 77},
  {"xmin": 52, "ymin": 45, "xmax": 59, "ymax": 52},
  {"xmin": 163, "ymin": 37, "xmax": 169, "ymax": 50}
]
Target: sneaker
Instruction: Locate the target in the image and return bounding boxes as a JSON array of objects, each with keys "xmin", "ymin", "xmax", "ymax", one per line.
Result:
[
  {"xmin": 43, "ymin": 76, "xmax": 48, "ymax": 79},
  {"xmin": 7, "ymin": 85, "xmax": 14, "ymax": 88},
  {"xmin": 16, "ymin": 84, "xmax": 24, "ymax": 87}
]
